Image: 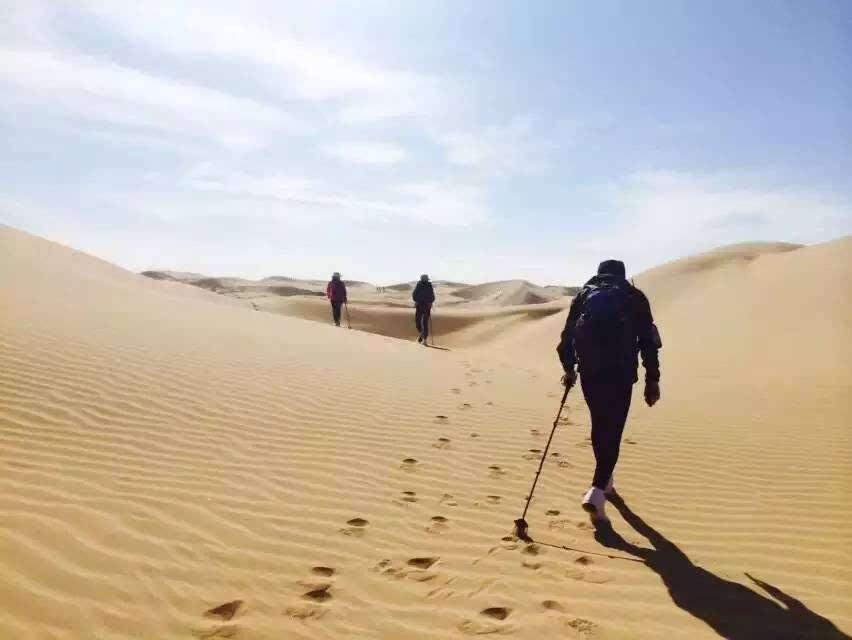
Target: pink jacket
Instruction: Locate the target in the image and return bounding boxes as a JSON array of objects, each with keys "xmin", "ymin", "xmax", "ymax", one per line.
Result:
[{"xmin": 326, "ymin": 279, "xmax": 347, "ymax": 303}]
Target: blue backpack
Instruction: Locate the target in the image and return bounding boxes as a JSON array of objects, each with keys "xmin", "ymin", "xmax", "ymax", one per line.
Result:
[{"xmin": 573, "ymin": 281, "xmax": 636, "ymax": 373}]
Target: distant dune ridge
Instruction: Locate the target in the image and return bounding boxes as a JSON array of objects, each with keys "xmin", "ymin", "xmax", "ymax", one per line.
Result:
[{"xmin": 1, "ymin": 224, "xmax": 850, "ymax": 639}]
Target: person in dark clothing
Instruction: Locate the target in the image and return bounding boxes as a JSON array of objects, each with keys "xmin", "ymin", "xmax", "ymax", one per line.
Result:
[
  {"xmin": 412, "ymin": 274, "xmax": 435, "ymax": 344},
  {"xmin": 557, "ymin": 259, "xmax": 661, "ymax": 522},
  {"xmin": 326, "ymin": 272, "xmax": 348, "ymax": 327}
]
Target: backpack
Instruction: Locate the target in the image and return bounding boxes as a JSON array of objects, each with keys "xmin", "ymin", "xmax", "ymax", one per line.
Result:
[
  {"xmin": 330, "ymin": 280, "xmax": 345, "ymax": 301},
  {"xmin": 573, "ymin": 280, "xmax": 636, "ymax": 373}
]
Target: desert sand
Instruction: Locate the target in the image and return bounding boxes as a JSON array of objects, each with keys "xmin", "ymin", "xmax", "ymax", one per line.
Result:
[{"xmin": 1, "ymin": 225, "xmax": 850, "ymax": 639}]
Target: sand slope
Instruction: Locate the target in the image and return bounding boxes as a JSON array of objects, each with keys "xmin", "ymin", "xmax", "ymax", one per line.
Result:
[{"xmin": 1, "ymin": 226, "xmax": 850, "ymax": 639}]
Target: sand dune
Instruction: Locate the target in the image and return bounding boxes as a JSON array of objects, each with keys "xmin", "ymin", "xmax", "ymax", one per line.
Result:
[
  {"xmin": 1, "ymin": 225, "xmax": 850, "ymax": 639},
  {"xmin": 453, "ymin": 280, "xmax": 574, "ymax": 307},
  {"xmin": 142, "ymin": 272, "xmax": 576, "ymax": 310}
]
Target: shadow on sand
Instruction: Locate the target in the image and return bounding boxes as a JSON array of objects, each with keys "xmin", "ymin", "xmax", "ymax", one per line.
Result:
[
  {"xmin": 594, "ymin": 494, "xmax": 850, "ymax": 640},
  {"xmin": 424, "ymin": 343, "xmax": 451, "ymax": 351}
]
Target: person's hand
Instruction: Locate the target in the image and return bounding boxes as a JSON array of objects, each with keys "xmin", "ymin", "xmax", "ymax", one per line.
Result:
[
  {"xmin": 644, "ymin": 381, "xmax": 660, "ymax": 407},
  {"xmin": 561, "ymin": 370, "xmax": 577, "ymax": 388}
]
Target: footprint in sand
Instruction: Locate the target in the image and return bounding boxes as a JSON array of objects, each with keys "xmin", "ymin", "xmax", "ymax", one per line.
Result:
[
  {"xmin": 401, "ymin": 458, "xmax": 419, "ymax": 472},
  {"xmin": 374, "ymin": 558, "xmax": 440, "ymax": 582},
  {"xmin": 440, "ymin": 493, "xmax": 458, "ymax": 507},
  {"xmin": 485, "ymin": 401, "xmax": 494, "ymax": 406},
  {"xmin": 434, "ymin": 415, "xmax": 449, "ymax": 424},
  {"xmin": 400, "ymin": 490, "xmax": 418, "ymax": 503},
  {"xmin": 546, "ymin": 509, "xmax": 560, "ymax": 516},
  {"xmin": 450, "ymin": 388, "xmax": 462, "ymax": 394},
  {"xmin": 286, "ymin": 567, "xmax": 337, "ymax": 620},
  {"xmin": 340, "ymin": 517, "xmax": 369, "ymax": 536},
  {"xmin": 486, "ymin": 495, "xmax": 501, "ymax": 504},
  {"xmin": 204, "ymin": 600, "xmax": 243, "ymax": 621},
  {"xmin": 488, "ymin": 465, "xmax": 508, "ymax": 477},
  {"xmin": 625, "ymin": 438, "xmax": 637, "ymax": 445},
  {"xmin": 302, "ymin": 585, "xmax": 332, "ymax": 602},
  {"xmin": 459, "ymin": 403, "xmax": 472, "ymax": 410},
  {"xmin": 522, "ymin": 543, "xmax": 542, "ymax": 556},
  {"xmin": 470, "ymin": 432, "xmax": 479, "ymax": 438},
  {"xmin": 432, "ymin": 436, "xmax": 451, "ymax": 449},
  {"xmin": 480, "ymin": 607, "xmax": 511, "ymax": 621},
  {"xmin": 558, "ymin": 460, "xmax": 574, "ymax": 468},
  {"xmin": 372, "ymin": 559, "xmax": 401, "ymax": 579},
  {"xmin": 530, "ymin": 429, "xmax": 541, "ymax": 437},
  {"xmin": 522, "ymin": 448, "xmax": 542, "ymax": 461},
  {"xmin": 565, "ymin": 617, "xmax": 598, "ymax": 634},
  {"xmin": 200, "ymin": 600, "xmax": 243, "ymax": 638},
  {"xmin": 500, "ymin": 536, "xmax": 518, "ymax": 550},
  {"xmin": 408, "ymin": 557, "xmax": 440, "ymax": 570},
  {"xmin": 426, "ymin": 515, "xmax": 449, "ymax": 534}
]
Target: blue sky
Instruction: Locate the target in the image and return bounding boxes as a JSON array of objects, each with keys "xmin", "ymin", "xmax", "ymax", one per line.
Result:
[{"xmin": 1, "ymin": 0, "xmax": 850, "ymax": 284}]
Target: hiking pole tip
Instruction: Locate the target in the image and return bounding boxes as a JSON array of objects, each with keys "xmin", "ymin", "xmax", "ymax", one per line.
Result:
[{"xmin": 513, "ymin": 518, "xmax": 532, "ymax": 542}]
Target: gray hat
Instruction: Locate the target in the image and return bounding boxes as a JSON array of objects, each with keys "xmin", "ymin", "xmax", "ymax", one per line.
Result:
[{"xmin": 420, "ymin": 274, "xmax": 429, "ymax": 281}]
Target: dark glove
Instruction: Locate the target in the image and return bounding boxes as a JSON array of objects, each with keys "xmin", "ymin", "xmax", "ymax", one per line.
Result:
[
  {"xmin": 644, "ymin": 381, "xmax": 660, "ymax": 407},
  {"xmin": 561, "ymin": 370, "xmax": 577, "ymax": 389}
]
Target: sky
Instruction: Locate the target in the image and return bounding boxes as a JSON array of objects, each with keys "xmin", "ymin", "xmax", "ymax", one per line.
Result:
[{"xmin": 1, "ymin": 0, "xmax": 850, "ymax": 285}]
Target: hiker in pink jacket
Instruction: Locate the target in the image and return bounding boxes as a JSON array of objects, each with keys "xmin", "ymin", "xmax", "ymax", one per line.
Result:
[{"xmin": 326, "ymin": 272, "xmax": 348, "ymax": 327}]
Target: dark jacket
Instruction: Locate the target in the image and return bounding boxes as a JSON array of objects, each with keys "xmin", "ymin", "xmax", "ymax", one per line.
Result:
[
  {"xmin": 557, "ymin": 275, "xmax": 660, "ymax": 384},
  {"xmin": 326, "ymin": 279, "xmax": 347, "ymax": 303},
  {"xmin": 412, "ymin": 281, "xmax": 435, "ymax": 306}
]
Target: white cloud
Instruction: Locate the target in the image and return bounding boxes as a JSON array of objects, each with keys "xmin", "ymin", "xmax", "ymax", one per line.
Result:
[
  {"xmin": 434, "ymin": 116, "xmax": 553, "ymax": 174},
  {"xmin": 590, "ymin": 171, "xmax": 852, "ymax": 269},
  {"xmin": 322, "ymin": 141, "xmax": 408, "ymax": 166},
  {"xmin": 99, "ymin": 164, "xmax": 489, "ymax": 227},
  {"xmin": 0, "ymin": 47, "xmax": 299, "ymax": 150},
  {"xmin": 78, "ymin": 1, "xmax": 457, "ymax": 123}
]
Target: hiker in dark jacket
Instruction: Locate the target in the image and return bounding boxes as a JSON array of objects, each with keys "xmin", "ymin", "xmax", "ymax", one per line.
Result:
[
  {"xmin": 557, "ymin": 259, "xmax": 661, "ymax": 523},
  {"xmin": 412, "ymin": 274, "xmax": 435, "ymax": 344},
  {"xmin": 326, "ymin": 272, "xmax": 347, "ymax": 327}
]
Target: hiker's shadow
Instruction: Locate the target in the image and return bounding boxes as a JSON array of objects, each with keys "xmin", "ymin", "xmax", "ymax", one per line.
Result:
[{"xmin": 596, "ymin": 494, "xmax": 850, "ymax": 640}]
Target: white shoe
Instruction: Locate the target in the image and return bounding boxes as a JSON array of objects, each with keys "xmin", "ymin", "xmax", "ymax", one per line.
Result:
[
  {"xmin": 604, "ymin": 475, "xmax": 616, "ymax": 497},
  {"xmin": 581, "ymin": 487, "xmax": 609, "ymax": 522}
]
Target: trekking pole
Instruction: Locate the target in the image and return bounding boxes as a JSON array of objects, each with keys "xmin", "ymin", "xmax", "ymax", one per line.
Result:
[
  {"xmin": 344, "ymin": 302, "xmax": 351, "ymax": 329},
  {"xmin": 513, "ymin": 380, "xmax": 573, "ymax": 542}
]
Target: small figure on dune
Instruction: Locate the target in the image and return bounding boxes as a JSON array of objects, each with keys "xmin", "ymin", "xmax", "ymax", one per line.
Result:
[
  {"xmin": 557, "ymin": 259, "xmax": 662, "ymax": 523},
  {"xmin": 412, "ymin": 274, "xmax": 435, "ymax": 345},
  {"xmin": 326, "ymin": 272, "xmax": 348, "ymax": 327}
]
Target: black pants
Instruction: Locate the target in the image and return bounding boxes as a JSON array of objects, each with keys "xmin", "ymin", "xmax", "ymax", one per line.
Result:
[
  {"xmin": 415, "ymin": 304, "xmax": 431, "ymax": 339},
  {"xmin": 330, "ymin": 301, "xmax": 343, "ymax": 326},
  {"xmin": 581, "ymin": 372, "xmax": 634, "ymax": 490}
]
